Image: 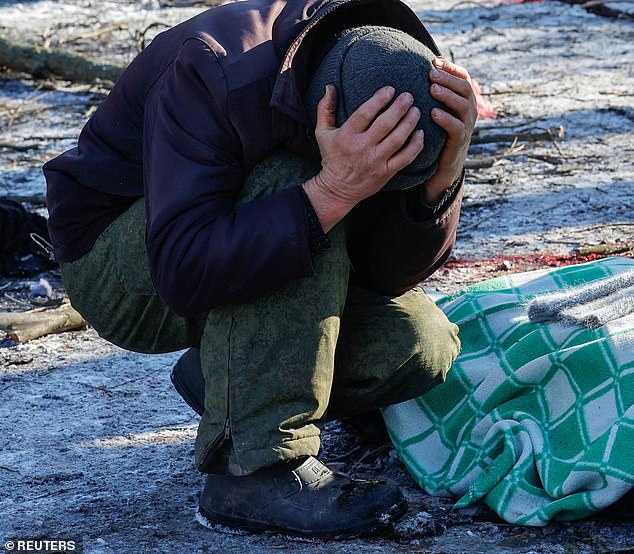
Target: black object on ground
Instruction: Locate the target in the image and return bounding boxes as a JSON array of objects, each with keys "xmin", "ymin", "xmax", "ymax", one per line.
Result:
[{"xmin": 0, "ymin": 198, "xmax": 56, "ymax": 277}]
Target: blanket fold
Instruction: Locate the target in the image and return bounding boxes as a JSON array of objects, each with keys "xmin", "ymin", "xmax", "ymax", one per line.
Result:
[{"xmin": 383, "ymin": 257, "xmax": 634, "ymax": 525}]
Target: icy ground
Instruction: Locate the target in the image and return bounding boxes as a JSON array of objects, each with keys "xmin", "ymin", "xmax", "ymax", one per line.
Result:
[{"xmin": 1, "ymin": 0, "xmax": 633, "ymax": 552}]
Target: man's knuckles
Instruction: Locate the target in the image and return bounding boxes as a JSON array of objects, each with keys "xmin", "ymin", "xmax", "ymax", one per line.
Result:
[
  {"xmin": 431, "ymin": 69, "xmax": 474, "ymax": 99},
  {"xmin": 442, "ymin": 117, "xmax": 468, "ymax": 144},
  {"xmin": 432, "ymin": 85, "xmax": 470, "ymax": 113},
  {"xmin": 452, "ymin": 78, "xmax": 474, "ymax": 100}
]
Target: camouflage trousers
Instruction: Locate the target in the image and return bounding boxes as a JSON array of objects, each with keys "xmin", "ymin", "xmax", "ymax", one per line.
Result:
[{"xmin": 61, "ymin": 151, "xmax": 460, "ymax": 476}]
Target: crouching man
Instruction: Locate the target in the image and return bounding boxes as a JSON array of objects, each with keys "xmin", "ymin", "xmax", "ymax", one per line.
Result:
[{"xmin": 43, "ymin": 0, "xmax": 477, "ymax": 538}]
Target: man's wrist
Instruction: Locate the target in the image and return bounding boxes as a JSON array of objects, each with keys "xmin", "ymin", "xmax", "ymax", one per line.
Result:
[
  {"xmin": 420, "ymin": 167, "xmax": 462, "ymax": 205},
  {"xmin": 301, "ymin": 174, "xmax": 355, "ymax": 233},
  {"xmin": 405, "ymin": 168, "xmax": 464, "ymax": 221},
  {"xmin": 298, "ymin": 185, "xmax": 331, "ymax": 257}
]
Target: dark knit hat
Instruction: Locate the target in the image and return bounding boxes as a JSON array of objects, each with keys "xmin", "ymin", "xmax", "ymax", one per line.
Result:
[{"xmin": 305, "ymin": 26, "xmax": 446, "ymax": 192}]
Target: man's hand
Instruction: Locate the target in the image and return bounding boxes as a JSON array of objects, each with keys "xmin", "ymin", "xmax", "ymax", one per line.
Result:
[
  {"xmin": 423, "ymin": 57, "xmax": 478, "ymax": 205},
  {"xmin": 303, "ymin": 84, "xmax": 425, "ymax": 232}
]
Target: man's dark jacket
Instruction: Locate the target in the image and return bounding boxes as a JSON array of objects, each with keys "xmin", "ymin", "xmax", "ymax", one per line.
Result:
[{"xmin": 43, "ymin": 0, "xmax": 463, "ymax": 317}]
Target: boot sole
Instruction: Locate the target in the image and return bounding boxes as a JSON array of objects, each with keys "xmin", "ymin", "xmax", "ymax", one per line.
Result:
[{"xmin": 196, "ymin": 497, "xmax": 407, "ymax": 539}]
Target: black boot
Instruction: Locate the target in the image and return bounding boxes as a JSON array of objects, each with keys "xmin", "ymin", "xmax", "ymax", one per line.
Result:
[
  {"xmin": 198, "ymin": 456, "xmax": 407, "ymax": 537},
  {"xmin": 170, "ymin": 348, "xmax": 205, "ymax": 416}
]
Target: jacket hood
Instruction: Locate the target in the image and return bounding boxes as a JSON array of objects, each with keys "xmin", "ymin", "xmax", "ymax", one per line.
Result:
[{"xmin": 270, "ymin": 0, "xmax": 441, "ymax": 123}]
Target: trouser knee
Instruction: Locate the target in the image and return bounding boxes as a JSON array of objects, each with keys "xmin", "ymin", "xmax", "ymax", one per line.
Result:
[
  {"xmin": 328, "ymin": 287, "xmax": 460, "ymax": 416},
  {"xmin": 408, "ymin": 291, "xmax": 461, "ymax": 387}
]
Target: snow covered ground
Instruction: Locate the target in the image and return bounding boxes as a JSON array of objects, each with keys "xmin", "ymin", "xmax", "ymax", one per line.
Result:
[{"xmin": 1, "ymin": 0, "xmax": 633, "ymax": 552}]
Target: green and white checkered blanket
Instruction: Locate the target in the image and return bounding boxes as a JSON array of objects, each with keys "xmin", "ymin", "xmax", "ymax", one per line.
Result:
[{"xmin": 383, "ymin": 257, "xmax": 634, "ymax": 525}]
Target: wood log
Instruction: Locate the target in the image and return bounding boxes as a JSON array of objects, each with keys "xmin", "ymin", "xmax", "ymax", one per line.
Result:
[
  {"xmin": 0, "ymin": 37, "xmax": 124, "ymax": 83},
  {"xmin": 560, "ymin": 0, "xmax": 634, "ymax": 20},
  {"xmin": 470, "ymin": 126, "xmax": 564, "ymax": 145},
  {"xmin": 0, "ymin": 300, "xmax": 87, "ymax": 342},
  {"xmin": 574, "ymin": 244, "xmax": 632, "ymax": 257},
  {"xmin": 464, "ymin": 157, "xmax": 496, "ymax": 169}
]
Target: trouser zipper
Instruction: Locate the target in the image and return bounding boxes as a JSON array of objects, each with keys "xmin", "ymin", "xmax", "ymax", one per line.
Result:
[
  {"xmin": 204, "ymin": 416, "xmax": 230, "ymax": 454},
  {"xmin": 199, "ymin": 317, "xmax": 233, "ymax": 468},
  {"xmin": 224, "ymin": 316, "xmax": 233, "ymax": 441},
  {"xmin": 223, "ymin": 418, "xmax": 231, "ymax": 440}
]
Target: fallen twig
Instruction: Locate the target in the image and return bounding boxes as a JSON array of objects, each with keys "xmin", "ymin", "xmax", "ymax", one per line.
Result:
[
  {"xmin": 6, "ymin": 100, "xmax": 95, "ymax": 129},
  {"xmin": 579, "ymin": 222, "xmax": 634, "ymax": 233},
  {"xmin": 136, "ymin": 22, "xmax": 172, "ymax": 52},
  {"xmin": 159, "ymin": 0, "xmax": 222, "ymax": 6},
  {"xmin": 29, "ymin": 486, "xmax": 77, "ymax": 501},
  {"xmin": 464, "ymin": 142, "xmax": 533, "ymax": 169},
  {"xmin": 3, "ymin": 84, "xmax": 48, "ymax": 128},
  {"xmin": 3, "ymin": 293, "xmax": 31, "ymax": 307},
  {"xmin": 153, "ymin": 415, "xmax": 199, "ymax": 429},
  {"xmin": 109, "ymin": 365, "xmax": 168, "ymax": 389},
  {"xmin": 448, "ymin": 0, "xmax": 487, "ymax": 10},
  {"xmin": 547, "ymin": 127, "xmax": 566, "ymax": 158},
  {"xmin": 544, "ymin": 239, "xmax": 583, "ymax": 246},
  {"xmin": 5, "ymin": 135, "xmax": 77, "ymax": 142},
  {"xmin": 459, "ymin": 213, "xmax": 497, "ymax": 232},
  {"xmin": 9, "ymin": 97, "xmax": 94, "ymax": 117},
  {"xmin": 57, "ymin": 24, "xmax": 129, "ymax": 46},
  {"xmin": 350, "ymin": 445, "xmax": 391, "ymax": 473},
  {"xmin": 526, "ymin": 154, "xmax": 563, "ymax": 165},
  {"xmin": 326, "ymin": 446, "xmax": 362, "ymax": 463}
]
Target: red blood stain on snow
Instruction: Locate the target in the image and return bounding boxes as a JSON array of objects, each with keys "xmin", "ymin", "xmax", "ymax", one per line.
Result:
[{"xmin": 443, "ymin": 250, "xmax": 633, "ymax": 280}]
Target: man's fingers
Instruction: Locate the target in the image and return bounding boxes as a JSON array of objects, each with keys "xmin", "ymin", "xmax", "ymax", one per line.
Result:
[
  {"xmin": 433, "ymin": 57, "xmax": 471, "ymax": 82},
  {"xmin": 430, "ymin": 67, "xmax": 474, "ymax": 101},
  {"xmin": 345, "ymin": 86, "xmax": 396, "ymax": 133},
  {"xmin": 367, "ymin": 92, "xmax": 415, "ymax": 143},
  {"xmin": 386, "ymin": 130, "xmax": 425, "ymax": 174},
  {"xmin": 377, "ymin": 105, "xmax": 420, "ymax": 158},
  {"xmin": 315, "ymin": 85, "xmax": 338, "ymax": 133},
  {"xmin": 431, "ymin": 108, "xmax": 468, "ymax": 145},
  {"xmin": 430, "ymin": 84, "xmax": 472, "ymax": 122}
]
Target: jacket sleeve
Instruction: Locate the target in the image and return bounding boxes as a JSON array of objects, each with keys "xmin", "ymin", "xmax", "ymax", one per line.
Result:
[
  {"xmin": 144, "ymin": 38, "xmax": 314, "ymax": 316},
  {"xmin": 346, "ymin": 172, "xmax": 464, "ymax": 296}
]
